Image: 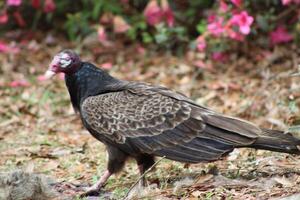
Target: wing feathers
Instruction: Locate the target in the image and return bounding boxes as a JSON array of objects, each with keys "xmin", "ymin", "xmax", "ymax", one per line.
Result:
[
  {"xmin": 202, "ymin": 125, "xmax": 255, "ymax": 145},
  {"xmin": 201, "ymin": 112, "xmax": 260, "ymax": 138},
  {"xmin": 81, "ymin": 82, "xmax": 262, "ymax": 161}
]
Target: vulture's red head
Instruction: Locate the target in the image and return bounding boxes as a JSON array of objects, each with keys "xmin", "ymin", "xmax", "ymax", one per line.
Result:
[{"xmin": 45, "ymin": 50, "xmax": 81, "ymax": 78}]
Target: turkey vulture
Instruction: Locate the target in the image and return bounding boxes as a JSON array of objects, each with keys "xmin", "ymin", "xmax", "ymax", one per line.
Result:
[{"xmin": 45, "ymin": 50, "xmax": 300, "ymax": 195}]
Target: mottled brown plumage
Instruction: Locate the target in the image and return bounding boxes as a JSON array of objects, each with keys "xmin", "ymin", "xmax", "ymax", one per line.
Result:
[
  {"xmin": 46, "ymin": 50, "xmax": 300, "ymax": 196},
  {"xmin": 81, "ymin": 83, "xmax": 194, "ymax": 144},
  {"xmin": 80, "ymin": 81, "xmax": 299, "ymax": 161}
]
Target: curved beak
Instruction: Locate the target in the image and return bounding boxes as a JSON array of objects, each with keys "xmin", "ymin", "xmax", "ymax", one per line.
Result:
[
  {"xmin": 45, "ymin": 55, "xmax": 60, "ymax": 79},
  {"xmin": 44, "ymin": 70, "xmax": 56, "ymax": 79}
]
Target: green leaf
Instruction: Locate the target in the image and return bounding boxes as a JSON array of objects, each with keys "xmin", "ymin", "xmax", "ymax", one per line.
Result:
[
  {"xmin": 137, "ymin": 21, "xmax": 147, "ymax": 30},
  {"xmin": 92, "ymin": 1, "xmax": 104, "ymax": 20},
  {"xmin": 256, "ymin": 15, "xmax": 269, "ymax": 32},
  {"xmin": 142, "ymin": 32, "xmax": 153, "ymax": 43},
  {"xmin": 155, "ymin": 33, "xmax": 168, "ymax": 44},
  {"xmin": 127, "ymin": 28, "xmax": 137, "ymax": 40},
  {"xmin": 196, "ymin": 20, "xmax": 207, "ymax": 34}
]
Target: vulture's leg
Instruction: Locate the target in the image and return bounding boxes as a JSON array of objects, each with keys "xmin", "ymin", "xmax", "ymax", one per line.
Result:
[
  {"xmin": 136, "ymin": 154, "xmax": 155, "ymax": 187},
  {"xmin": 81, "ymin": 145, "xmax": 128, "ymax": 196}
]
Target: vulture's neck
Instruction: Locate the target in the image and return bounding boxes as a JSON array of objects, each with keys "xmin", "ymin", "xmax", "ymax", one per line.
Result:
[{"xmin": 64, "ymin": 62, "xmax": 124, "ymax": 111}]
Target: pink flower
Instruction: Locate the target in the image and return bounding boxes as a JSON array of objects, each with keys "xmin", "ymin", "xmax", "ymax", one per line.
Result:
[
  {"xmin": 227, "ymin": 29, "xmax": 245, "ymax": 41},
  {"xmin": 229, "ymin": 11, "xmax": 254, "ymax": 35},
  {"xmin": 97, "ymin": 25, "xmax": 107, "ymax": 42},
  {"xmin": 0, "ymin": 11, "xmax": 8, "ymax": 24},
  {"xmin": 282, "ymin": 0, "xmax": 300, "ymax": 4},
  {"xmin": 0, "ymin": 41, "xmax": 9, "ymax": 53},
  {"xmin": 231, "ymin": 0, "xmax": 242, "ymax": 7},
  {"xmin": 212, "ymin": 52, "xmax": 228, "ymax": 62},
  {"xmin": 282, "ymin": 0, "xmax": 292, "ymax": 5},
  {"xmin": 144, "ymin": 0, "xmax": 174, "ymax": 27},
  {"xmin": 31, "ymin": 0, "xmax": 40, "ymax": 9},
  {"xmin": 207, "ymin": 14, "xmax": 216, "ymax": 23},
  {"xmin": 207, "ymin": 17, "xmax": 224, "ymax": 37},
  {"xmin": 9, "ymin": 80, "xmax": 30, "ymax": 88},
  {"xmin": 43, "ymin": 0, "xmax": 56, "ymax": 13},
  {"xmin": 144, "ymin": 0, "xmax": 163, "ymax": 26},
  {"xmin": 0, "ymin": 41, "xmax": 19, "ymax": 53},
  {"xmin": 220, "ymin": 0, "xmax": 228, "ymax": 12},
  {"xmin": 161, "ymin": 0, "xmax": 174, "ymax": 27},
  {"xmin": 196, "ymin": 36, "xmax": 206, "ymax": 51},
  {"xmin": 6, "ymin": 0, "xmax": 22, "ymax": 6},
  {"xmin": 270, "ymin": 26, "xmax": 293, "ymax": 45}
]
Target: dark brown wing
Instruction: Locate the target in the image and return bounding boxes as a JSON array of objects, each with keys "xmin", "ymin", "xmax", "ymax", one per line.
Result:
[
  {"xmin": 81, "ymin": 82, "xmax": 262, "ymax": 162},
  {"xmin": 81, "ymin": 84, "xmax": 202, "ymax": 144}
]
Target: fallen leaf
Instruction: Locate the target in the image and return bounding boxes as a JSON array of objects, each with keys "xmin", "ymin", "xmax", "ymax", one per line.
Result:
[
  {"xmin": 191, "ymin": 190, "xmax": 202, "ymax": 197},
  {"xmin": 274, "ymin": 176, "xmax": 294, "ymax": 187},
  {"xmin": 101, "ymin": 62, "xmax": 113, "ymax": 70},
  {"xmin": 195, "ymin": 174, "xmax": 214, "ymax": 184},
  {"xmin": 9, "ymin": 79, "xmax": 30, "ymax": 87}
]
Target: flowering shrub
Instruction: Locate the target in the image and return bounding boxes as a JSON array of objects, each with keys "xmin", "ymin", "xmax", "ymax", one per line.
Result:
[
  {"xmin": 0, "ymin": 0, "xmax": 299, "ymax": 61},
  {"xmin": 144, "ymin": 0, "xmax": 174, "ymax": 27},
  {"xmin": 193, "ymin": 0, "xmax": 300, "ymax": 62}
]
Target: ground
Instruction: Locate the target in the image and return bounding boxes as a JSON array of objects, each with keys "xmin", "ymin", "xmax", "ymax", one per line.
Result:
[{"xmin": 0, "ymin": 40, "xmax": 300, "ymax": 199}]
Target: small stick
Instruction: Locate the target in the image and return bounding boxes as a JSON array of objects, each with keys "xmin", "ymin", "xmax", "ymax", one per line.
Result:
[{"xmin": 123, "ymin": 156, "xmax": 166, "ymax": 200}]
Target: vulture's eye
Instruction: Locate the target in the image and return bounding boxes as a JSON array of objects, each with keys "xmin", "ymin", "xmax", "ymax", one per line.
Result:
[{"xmin": 60, "ymin": 57, "xmax": 71, "ymax": 68}]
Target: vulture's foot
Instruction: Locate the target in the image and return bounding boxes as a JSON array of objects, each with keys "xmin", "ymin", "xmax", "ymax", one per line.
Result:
[
  {"xmin": 80, "ymin": 186, "xmax": 102, "ymax": 197},
  {"xmin": 80, "ymin": 170, "xmax": 112, "ymax": 197}
]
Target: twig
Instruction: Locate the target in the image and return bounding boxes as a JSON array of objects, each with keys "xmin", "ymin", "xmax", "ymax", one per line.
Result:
[{"xmin": 123, "ymin": 156, "xmax": 166, "ymax": 200}]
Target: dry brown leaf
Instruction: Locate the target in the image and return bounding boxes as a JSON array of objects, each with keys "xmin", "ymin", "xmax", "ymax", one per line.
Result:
[
  {"xmin": 274, "ymin": 176, "xmax": 294, "ymax": 188},
  {"xmin": 195, "ymin": 174, "xmax": 214, "ymax": 184},
  {"xmin": 191, "ymin": 190, "xmax": 202, "ymax": 198}
]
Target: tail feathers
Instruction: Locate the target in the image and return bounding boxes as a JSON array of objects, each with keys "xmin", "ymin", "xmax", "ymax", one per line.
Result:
[{"xmin": 252, "ymin": 129, "xmax": 300, "ymax": 155}]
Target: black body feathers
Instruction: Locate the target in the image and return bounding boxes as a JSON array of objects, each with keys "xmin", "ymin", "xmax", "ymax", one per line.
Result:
[{"xmin": 65, "ymin": 62, "xmax": 300, "ymax": 174}]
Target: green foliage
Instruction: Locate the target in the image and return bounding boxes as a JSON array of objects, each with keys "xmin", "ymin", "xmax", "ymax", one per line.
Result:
[
  {"xmin": 154, "ymin": 24, "xmax": 188, "ymax": 49},
  {"xmin": 127, "ymin": 16, "xmax": 148, "ymax": 41},
  {"xmin": 62, "ymin": 1, "xmax": 122, "ymax": 40},
  {"xmin": 196, "ymin": 19, "xmax": 207, "ymax": 34},
  {"xmin": 64, "ymin": 13, "xmax": 92, "ymax": 41},
  {"xmin": 1, "ymin": 0, "xmax": 299, "ymax": 52}
]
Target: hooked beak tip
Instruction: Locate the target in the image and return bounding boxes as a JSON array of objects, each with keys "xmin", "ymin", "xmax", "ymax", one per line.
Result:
[{"xmin": 44, "ymin": 70, "xmax": 56, "ymax": 79}]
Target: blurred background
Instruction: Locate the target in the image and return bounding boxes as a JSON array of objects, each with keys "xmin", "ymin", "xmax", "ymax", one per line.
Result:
[{"xmin": 1, "ymin": 0, "xmax": 300, "ymax": 199}]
